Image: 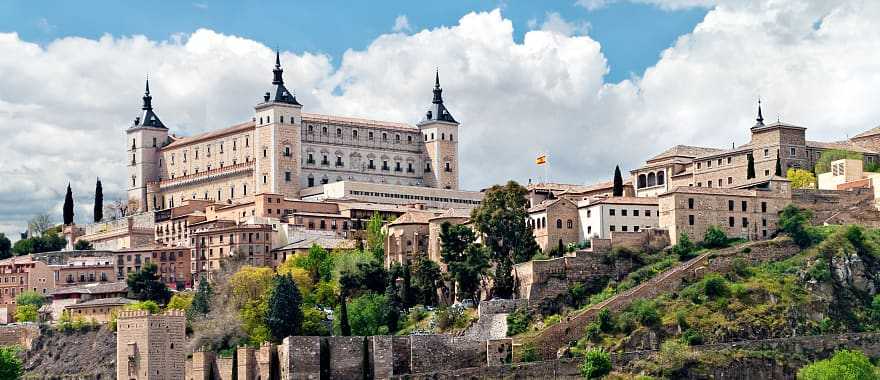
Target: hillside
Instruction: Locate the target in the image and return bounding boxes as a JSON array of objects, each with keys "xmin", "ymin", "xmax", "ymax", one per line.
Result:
[
  {"xmin": 23, "ymin": 326, "xmax": 116, "ymax": 379},
  {"xmin": 511, "ymin": 208, "xmax": 880, "ymax": 378}
]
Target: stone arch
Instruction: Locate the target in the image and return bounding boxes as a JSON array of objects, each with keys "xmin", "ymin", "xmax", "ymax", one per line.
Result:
[
  {"xmin": 657, "ymin": 170, "xmax": 665, "ymax": 185},
  {"xmin": 647, "ymin": 172, "xmax": 657, "ymax": 187},
  {"xmin": 638, "ymin": 174, "xmax": 647, "ymax": 188}
]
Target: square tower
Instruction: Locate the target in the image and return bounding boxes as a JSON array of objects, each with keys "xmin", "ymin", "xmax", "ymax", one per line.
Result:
[
  {"xmin": 127, "ymin": 79, "xmax": 169, "ymax": 213},
  {"xmin": 116, "ymin": 310, "xmax": 186, "ymax": 380},
  {"xmin": 418, "ymin": 71, "xmax": 460, "ymax": 190},
  {"xmin": 254, "ymin": 52, "xmax": 304, "ymax": 198}
]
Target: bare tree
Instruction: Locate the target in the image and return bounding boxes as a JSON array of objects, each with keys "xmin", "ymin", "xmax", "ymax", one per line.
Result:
[
  {"xmin": 104, "ymin": 199, "xmax": 130, "ymax": 221},
  {"xmin": 27, "ymin": 213, "xmax": 53, "ymax": 237}
]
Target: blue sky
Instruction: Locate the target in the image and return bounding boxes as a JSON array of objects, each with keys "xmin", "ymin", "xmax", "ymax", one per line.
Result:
[{"xmin": 0, "ymin": 0, "xmax": 706, "ymax": 83}]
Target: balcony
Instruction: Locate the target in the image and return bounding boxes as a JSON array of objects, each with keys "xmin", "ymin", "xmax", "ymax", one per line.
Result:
[
  {"xmin": 321, "ymin": 160, "xmax": 330, "ymax": 166},
  {"xmin": 367, "ymin": 164, "xmax": 376, "ymax": 170},
  {"xmin": 155, "ymin": 161, "xmax": 254, "ymax": 190},
  {"xmin": 381, "ymin": 166, "xmax": 390, "ymax": 171},
  {"xmin": 306, "ymin": 159, "xmax": 315, "ymax": 165}
]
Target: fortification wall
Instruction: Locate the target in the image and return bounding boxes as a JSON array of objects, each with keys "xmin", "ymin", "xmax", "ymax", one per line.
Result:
[{"xmin": 0, "ymin": 323, "xmax": 40, "ymax": 349}]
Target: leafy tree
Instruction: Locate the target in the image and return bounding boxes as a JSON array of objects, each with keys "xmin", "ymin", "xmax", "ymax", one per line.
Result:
[
  {"xmin": 702, "ymin": 274, "xmax": 729, "ymax": 299},
  {"xmin": 229, "ymin": 266, "xmax": 274, "ymax": 304},
  {"xmin": 797, "ymin": 350, "xmax": 879, "ymax": 380},
  {"xmin": 16, "ymin": 291, "xmax": 46, "ymax": 308},
  {"xmin": 291, "ymin": 244, "xmax": 334, "ymax": 284},
  {"xmin": 580, "ymin": 348, "xmax": 611, "ymax": 379},
  {"xmin": 14, "ymin": 305, "xmax": 38, "ymax": 322},
  {"xmin": 73, "ymin": 240, "xmax": 94, "ymax": 250},
  {"xmin": 127, "ymin": 263, "xmax": 171, "ymax": 304},
  {"xmin": 346, "ymin": 293, "xmax": 390, "ymax": 336},
  {"xmin": 338, "ymin": 260, "xmax": 387, "ymax": 296},
  {"xmin": 440, "ymin": 222, "xmax": 490, "ymax": 302},
  {"xmin": 27, "ymin": 213, "xmax": 52, "ymax": 237},
  {"xmin": 0, "ymin": 234, "xmax": 10, "ymax": 260},
  {"xmin": 746, "ymin": 153, "xmax": 756, "ymax": 179},
  {"xmin": 779, "ymin": 204, "xmax": 815, "ymax": 248},
  {"xmin": 0, "ymin": 345, "xmax": 23, "ymax": 380},
  {"xmin": 301, "ymin": 307, "xmax": 330, "ymax": 336},
  {"xmin": 266, "ymin": 274, "xmax": 303, "ymax": 342},
  {"xmin": 189, "ymin": 276, "xmax": 212, "ymax": 317},
  {"xmin": 470, "ymin": 181, "xmax": 539, "ymax": 298},
  {"xmin": 506, "ymin": 307, "xmax": 531, "ymax": 336},
  {"xmin": 815, "ymin": 149, "xmax": 863, "ymax": 174},
  {"xmin": 12, "ymin": 232, "xmax": 66, "ymax": 255},
  {"xmin": 788, "ymin": 168, "xmax": 817, "ymax": 189},
  {"xmin": 126, "ymin": 300, "xmax": 160, "ymax": 314},
  {"xmin": 702, "ymin": 226, "xmax": 729, "ymax": 248},
  {"xmin": 167, "ymin": 292, "xmax": 193, "ymax": 311},
  {"xmin": 63, "ymin": 183, "xmax": 74, "ymax": 225},
  {"xmin": 612, "ymin": 165, "xmax": 624, "ymax": 196},
  {"xmin": 671, "ymin": 233, "xmax": 696, "ymax": 260},
  {"xmin": 94, "ymin": 178, "xmax": 103, "ymax": 223},
  {"xmin": 411, "ymin": 257, "xmax": 442, "ymax": 306},
  {"xmin": 775, "ymin": 150, "xmax": 783, "ymax": 176},
  {"xmin": 366, "ymin": 212, "xmax": 386, "ymax": 261},
  {"xmin": 313, "ymin": 281, "xmax": 338, "ymax": 308}
]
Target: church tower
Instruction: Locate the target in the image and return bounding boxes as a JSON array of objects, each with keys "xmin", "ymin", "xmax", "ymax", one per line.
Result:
[
  {"xmin": 418, "ymin": 71, "xmax": 460, "ymax": 190},
  {"xmin": 127, "ymin": 79, "xmax": 168, "ymax": 213},
  {"xmin": 253, "ymin": 51, "xmax": 303, "ymax": 197}
]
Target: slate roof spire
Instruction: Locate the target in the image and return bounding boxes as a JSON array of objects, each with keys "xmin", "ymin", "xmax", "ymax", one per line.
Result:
[
  {"xmin": 266, "ymin": 50, "xmax": 301, "ymax": 106},
  {"xmin": 422, "ymin": 69, "xmax": 457, "ymax": 123},
  {"xmin": 755, "ymin": 98, "xmax": 765, "ymax": 127},
  {"xmin": 136, "ymin": 76, "xmax": 166, "ymax": 129}
]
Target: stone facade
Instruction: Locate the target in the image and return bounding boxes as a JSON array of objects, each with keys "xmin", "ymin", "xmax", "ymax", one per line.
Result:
[
  {"xmin": 659, "ymin": 178, "xmax": 791, "ymax": 245},
  {"xmin": 528, "ymin": 197, "xmax": 581, "ymax": 253},
  {"xmin": 577, "ymin": 196, "xmax": 659, "ymax": 239},
  {"xmin": 128, "ymin": 57, "xmax": 460, "ymax": 214},
  {"xmin": 116, "ymin": 309, "xmax": 186, "ymax": 380}
]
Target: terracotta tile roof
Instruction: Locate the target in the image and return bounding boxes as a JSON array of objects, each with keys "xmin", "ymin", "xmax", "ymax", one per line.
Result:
[
  {"xmin": 301, "ymin": 112, "xmax": 415, "ymax": 132},
  {"xmin": 582, "ymin": 196, "xmax": 659, "ymax": 207},
  {"xmin": 806, "ymin": 140, "xmax": 878, "ymax": 154},
  {"xmin": 67, "ymin": 297, "xmax": 134, "ymax": 308},
  {"xmin": 389, "ymin": 210, "xmax": 442, "ymax": 225},
  {"xmin": 852, "ymin": 126, "xmax": 880, "ymax": 139},
  {"xmin": 162, "ymin": 121, "xmax": 255, "ymax": 150},
  {"xmin": 647, "ymin": 145, "xmax": 727, "ymax": 163}
]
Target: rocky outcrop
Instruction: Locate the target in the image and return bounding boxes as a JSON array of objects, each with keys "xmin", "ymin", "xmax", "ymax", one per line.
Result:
[{"xmin": 23, "ymin": 326, "xmax": 116, "ymax": 379}]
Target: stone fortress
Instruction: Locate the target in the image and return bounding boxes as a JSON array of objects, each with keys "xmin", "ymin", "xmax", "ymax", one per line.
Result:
[{"xmin": 127, "ymin": 52, "xmax": 461, "ymax": 214}]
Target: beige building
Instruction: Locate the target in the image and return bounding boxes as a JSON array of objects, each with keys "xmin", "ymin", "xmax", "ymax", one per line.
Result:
[
  {"xmin": 633, "ymin": 102, "xmax": 880, "ymax": 197},
  {"xmin": 117, "ymin": 309, "xmax": 186, "ymax": 379},
  {"xmin": 578, "ymin": 197, "xmax": 659, "ymax": 239},
  {"xmin": 817, "ymin": 159, "xmax": 880, "ymax": 209},
  {"xmin": 658, "ymin": 177, "xmax": 791, "ymax": 245},
  {"xmin": 65, "ymin": 297, "xmax": 133, "ymax": 323},
  {"xmin": 300, "ymin": 180, "xmax": 482, "ymax": 210},
  {"xmin": 0, "ymin": 256, "xmax": 56, "ymax": 323},
  {"xmin": 528, "ymin": 197, "xmax": 580, "ymax": 254},
  {"xmin": 127, "ymin": 54, "xmax": 461, "ymax": 213},
  {"xmin": 384, "ymin": 208, "xmax": 471, "ymax": 268}
]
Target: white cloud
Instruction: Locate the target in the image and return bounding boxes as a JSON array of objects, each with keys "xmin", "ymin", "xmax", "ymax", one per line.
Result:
[
  {"xmin": 392, "ymin": 15, "xmax": 411, "ymax": 32},
  {"xmin": 576, "ymin": 0, "xmax": 717, "ymax": 11},
  {"xmin": 538, "ymin": 12, "xmax": 590, "ymax": 36},
  {"xmin": 2, "ymin": 2, "xmax": 880, "ymax": 240}
]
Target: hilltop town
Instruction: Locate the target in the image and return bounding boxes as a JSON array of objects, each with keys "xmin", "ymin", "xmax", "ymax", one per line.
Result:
[{"xmin": 5, "ymin": 53, "xmax": 880, "ymax": 379}]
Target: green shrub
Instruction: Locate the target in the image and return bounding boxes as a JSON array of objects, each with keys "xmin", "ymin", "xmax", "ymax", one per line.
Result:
[
  {"xmin": 797, "ymin": 349, "xmax": 879, "ymax": 380},
  {"xmin": 543, "ymin": 314, "xmax": 561, "ymax": 327},
  {"xmin": 672, "ymin": 233, "xmax": 696, "ymax": 260},
  {"xmin": 703, "ymin": 226, "xmax": 729, "ymax": 249},
  {"xmin": 506, "ymin": 308, "xmax": 531, "ymax": 337},
  {"xmin": 731, "ymin": 258, "xmax": 753, "ymax": 278},
  {"xmin": 584, "ymin": 322, "xmax": 602, "ymax": 343},
  {"xmin": 622, "ymin": 299, "xmax": 660, "ymax": 329},
  {"xmin": 806, "ymin": 260, "xmax": 832, "ymax": 282},
  {"xmin": 681, "ymin": 328, "xmax": 704, "ymax": 346},
  {"xmin": 597, "ymin": 309, "xmax": 615, "ymax": 333},
  {"xmin": 580, "ymin": 348, "xmax": 611, "ymax": 379},
  {"xmin": 702, "ymin": 274, "xmax": 729, "ymax": 299},
  {"xmin": 520, "ymin": 344, "xmax": 539, "ymax": 363},
  {"xmin": 778, "ymin": 205, "xmax": 816, "ymax": 248}
]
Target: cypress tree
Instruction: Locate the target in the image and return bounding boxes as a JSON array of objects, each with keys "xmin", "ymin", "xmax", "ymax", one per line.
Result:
[
  {"xmin": 775, "ymin": 151, "xmax": 783, "ymax": 177},
  {"xmin": 94, "ymin": 178, "xmax": 103, "ymax": 223},
  {"xmin": 746, "ymin": 154, "xmax": 756, "ymax": 180},
  {"xmin": 265, "ymin": 274, "xmax": 303, "ymax": 342},
  {"xmin": 612, "ymin": 165, "xmax": 624, "ymax": 196},
  {"xmin": 63, "ymin": 183, "xmax": 74, "ymax": 225},
  {"xmin": 339, "ymin": 291, "xmax": 351, "ymax": 336}
]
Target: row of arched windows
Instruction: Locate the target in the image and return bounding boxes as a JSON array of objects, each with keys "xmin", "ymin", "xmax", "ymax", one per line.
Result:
[
  {"xmin": 527, "ymin": 217, "xmax": 574, "ymax": 230},
  {"xmin": 637, "ymin": 170, "xmax": 665, "ymax": 189}
]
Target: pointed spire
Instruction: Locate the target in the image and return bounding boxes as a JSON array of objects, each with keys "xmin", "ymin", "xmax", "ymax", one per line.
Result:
[
  {"xmin": 432, "ymin": 69, "xmax": 443, "ymax": 104},
  {"xmin": 422, "ymin": 69, "xmax": 456, "ymax": 124},
  {"xmin": 142, "ymin": 76, "xmax": 153, "ymax": 111},
  {"xmin": 272, "ymin": 50, "xmax": 284, "ymax": 85},
  {"xmin": 756, "ymin": 98, "xmax": 764, "ymax": 125},
  {"xmin": 435, "ymin": 68, "xmax": 440, "ymax": 88}
]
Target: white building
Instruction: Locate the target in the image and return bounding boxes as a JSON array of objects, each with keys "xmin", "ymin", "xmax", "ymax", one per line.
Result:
[
  {"xmin": 299, "ymin": 180, "xmax": 483, "ymax": 210},
  {"xmin": 577, "ymin": 197, "xmax": 659, "ymax": 239}
]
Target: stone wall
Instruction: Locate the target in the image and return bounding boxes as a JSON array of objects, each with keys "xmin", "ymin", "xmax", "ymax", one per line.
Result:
[
  {"xmin": 116, "ymin": 309, "xmax": 186, "ymax": 380},
  {"xmin": 793, "ymin": 188, "xmax": 880, "ymax": 226},
  {"xmin": 478, "ymin": 298, "xmax": 528, "ymax": 317},
  {"xmin": 0, "ymin": 323, "xmax": 40, "ymax": 349}
]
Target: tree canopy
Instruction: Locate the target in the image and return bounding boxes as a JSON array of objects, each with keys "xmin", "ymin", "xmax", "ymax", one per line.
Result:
[
  {"xmin": 815, "ymin": 149, "xmax": 863, "ymax": 174},
  {"xmin": 440, "ymin": 222, "xmax": 490, "ymax": 302},
  {"xmin": 0, "ymin": 234, "xmax": 10, "ymax": 260},
  {"xmin": 265, "ymin": 274, "xmax": 303, "ymax": 342},
  {"xmin": 0, "ymin": 345, "xmax": 23, "ymax": 380},
  {"xmin": 470, "ymin": 181, "xmax": 539, "ymax": 298},
  {"xmin": 127, "ymin": 263, "xmax": 171, "ymax": 304},
  {"xmin": 797, "ymin": 350, "xmax": 879, "ymax": 380},
  {"xmin": 787, "ymin": 168, "xmax": 817, "ymax": 189},
  {"xmin": 73, "ymin": 240, "xmax": 94, "ymax": 250},
  {"xmin": 63, "ymin": 183, "xmax": 74, "ymax": 225}
]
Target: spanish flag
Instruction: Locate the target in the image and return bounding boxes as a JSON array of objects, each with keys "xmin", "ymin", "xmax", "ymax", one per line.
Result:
[{"xmin": 536, "ymin": 155, "xmax": 547, "ymax": 165}]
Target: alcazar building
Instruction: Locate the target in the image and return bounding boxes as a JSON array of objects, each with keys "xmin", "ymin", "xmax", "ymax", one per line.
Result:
[{"xmin": 127, "ymin": 52, "xmax": 461, "ymax": 212}]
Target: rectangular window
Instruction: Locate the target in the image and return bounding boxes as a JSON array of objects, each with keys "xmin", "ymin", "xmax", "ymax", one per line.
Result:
[
  {"xmin": 609, "ymin": 209, "xmax": 615, "ymax": 216},
  {"xmin": 707, "ymin": 160, "xmax": 712, "ymax": 168},
  {"xmin": 729, "ymin": 216, "xmax": 735, "ymax": 227},
  {"xmin": 761, "ymin": 202, "xmax": 767, "ymax": 213},
  {"xmin": 285, "ymin": 172, "xmax": 291, "ymax": 182},
  {"xmin": 742, "ymin": 217, "xmax": 749, "ymax": 227},
  {"xmin": 727, "ymin": 157, "xmax": 732, "ymax": 164},
  {"xmin": 621, "ymin": 209, "xmax": 627, "ymax": 217},
  {"xmin": 633, "ymin": 210, "xmax": 639, "ymax": 217},
  {"xmin": 622, "ymin": 225, "xmax": 628, "ymax": 232},
  {"xmin": 645, "ymin": 210, "xmax": 651, "ymax": 217},
  {"xmin": 728, "ymin": 177, "xmax": 733, "ymax": 184},
  {"xmin": 688, "ymin": 198, "xmax": 694, "ymax": 209},
  {"xmin": 742, "ymin": 201, "xmax": 747, "ymax": 211},
  {"xmin": 764, "ymin": 149, "xmax": 769, "ymax": 157},
  {"xmin": 790, "ymin": 147, "xmax": 796, "ymax": 157},
  {"xmin": 688, "ymin": 215, "xmax": 694, "ymax": 225},
  {"xmin": 728, "ymin": 200, "xmax": 734, "ymax": 211},
  {"xmin": 610, "ymin": 225, "xmax": 616, "ymax": 232}
]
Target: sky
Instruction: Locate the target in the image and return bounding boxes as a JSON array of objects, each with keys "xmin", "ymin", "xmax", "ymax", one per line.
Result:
[{"xmin": 1, "ymin": 0, "xmax": 880, "ymax": 239}]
